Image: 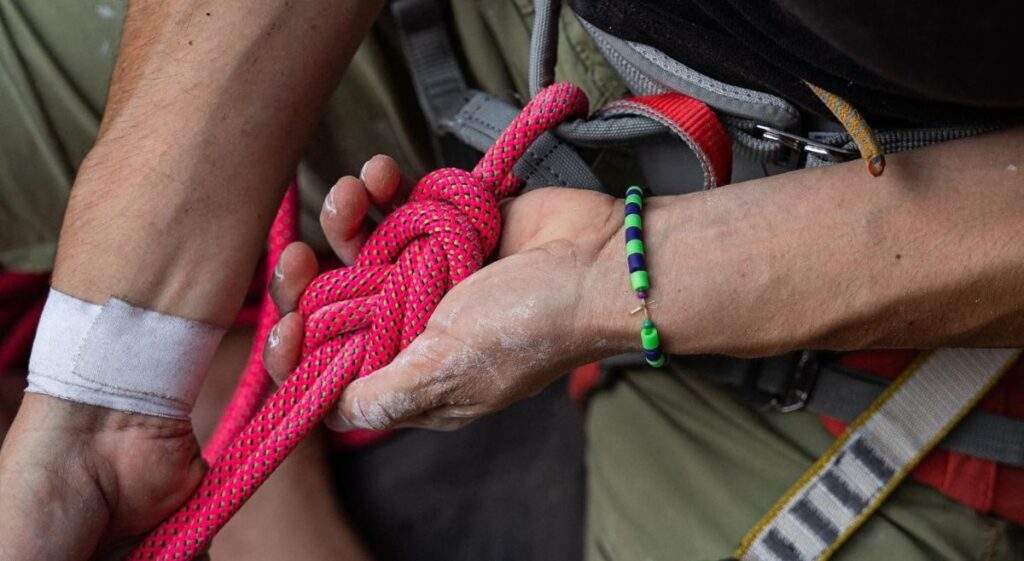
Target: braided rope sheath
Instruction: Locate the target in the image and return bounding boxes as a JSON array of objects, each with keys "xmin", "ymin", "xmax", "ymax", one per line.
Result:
[
  {"xmin": 128, "ymin": 82, "xmax": 588, "ymax": 560},
  {"xmin": 203, "ymin": 186, "xmax": 299, "ymax": 463}
]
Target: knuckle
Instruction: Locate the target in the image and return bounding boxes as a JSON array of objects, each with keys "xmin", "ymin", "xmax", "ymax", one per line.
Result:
[{"xmin": 344, "ymin": 389, "xmax": 419, "ymax": 431}]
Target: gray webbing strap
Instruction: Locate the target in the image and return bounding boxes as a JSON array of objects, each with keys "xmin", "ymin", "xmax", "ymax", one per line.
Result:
[
  {"xmin": 661, "ymin": 355, "xmax": 1024, "ymax": 467},
  {"xmin": 392, "ymin": 0, "xmax": 601, "ymax": 189},
  {"xmin": 442, "ymin": 91, "xmax": 603, "ymax": 190},
  {"xmin": 810, "ymin": 366, "xmax": 1024, "ymax": 467},
  {"xmin": 804, "ymin": 125, "xmax": 1005, "ymax": 167},
  {"xmin": 524, "ymin": 0, "xmax": 672, "ymax": 151},
  {"xmin": 575, "ymin": 15, "xmax": 791, "ymax": 161},
  {"xmin": 578, "ymin": 16, "xmax": 800, "ymax": 130},
  {"xmin": 555, "ymin": 114, "xmax": 665, "ymax": 148},
  {"xmin": 737, "ymin": 349, "xmax": 1021, "ymax": 561},
  {"xmin": 528, "ymin": 0, "xmax": 560, "ymax": 98},
  {"xmin": 391, "ymin": 0, "xmax": 467, "ymax": 132}
]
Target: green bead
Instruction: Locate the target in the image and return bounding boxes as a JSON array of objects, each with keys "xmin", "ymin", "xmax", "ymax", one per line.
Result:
[
  {"xmin": 626, "ymin": 185, "xmax": 644, "ymax": 197},
  {"xmin": 640, "ymin": 320, "xmax": 661, "ymax": 350},
  {"xmin": 624, "ymin": 213, "xmax": 642, "ymax": 229},
  {"xmin": 646, "ymin": 354, "xmax": 666, "ymax": 368},
  {"xmin": 626, "ymin": 239, "xmax": 645, "ymax": 256},
  {"xmin": 630, "ymin": 270, "xmax": 650, "ymax": 292},
  {"xmin": 625, "ymin": 193, "xmax": 644, "ymax": 208}
]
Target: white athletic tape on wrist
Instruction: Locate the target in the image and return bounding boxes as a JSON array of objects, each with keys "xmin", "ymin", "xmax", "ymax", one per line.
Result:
[{"xmin": 26, "ymin": 289, "xmax": 226, "ymax": 419}]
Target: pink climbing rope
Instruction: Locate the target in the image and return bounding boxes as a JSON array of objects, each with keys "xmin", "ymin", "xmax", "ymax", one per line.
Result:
[
  {"xmin": 128, "ymin": 82, "xmax": 589, "ymax": 560},
  {"xmin": 202, "ymin": 186, "xmax": 299, "ymax": 463}
]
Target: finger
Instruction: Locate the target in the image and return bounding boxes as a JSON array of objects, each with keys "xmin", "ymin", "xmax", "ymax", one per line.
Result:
[
  {"xmin": 359, "ymin": 154, "xmax": 411, "ymax": 209},
  {"xmin": 326, "ymin": 336, "xmax": 449, "ymax": 432},
  {"xmin": 395, "ymin": 406, "xmax": 480, "ymax": 432},
  {"xmin": 263, "ymin": 312, "xmax": 304, "ymax": 384},
  {"xmin": 321, "ymin": 175, "xmax": 371, "ymax": 265},
  {"xmin": 270, "ymin": 242, "xmax": 318, "ymax": 314}
]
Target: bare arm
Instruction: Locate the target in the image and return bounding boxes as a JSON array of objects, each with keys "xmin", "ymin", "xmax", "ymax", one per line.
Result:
[
  {"xmin": 57, "ymin": 0, "xmax": 381, "ymax": 324},
  {"xmin": 0, "ymin": 1, "xmax": 380, "ymax": 558},
  {"xmin": 268, "ymin": 127, "xmax": 1024, "ymax": 432},
  {"xmin": 585, "ymin": 126, "xmax": 1024, "ymax": 356}
]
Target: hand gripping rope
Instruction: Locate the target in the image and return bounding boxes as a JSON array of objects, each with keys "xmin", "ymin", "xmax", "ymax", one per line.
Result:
[
  {"xmin": 127, "ymin": 82, "xmax": 589, "ymax": 560},
  {"xmin": 129, "ymin": 80, "xmax": 734, "ymax": 559}
]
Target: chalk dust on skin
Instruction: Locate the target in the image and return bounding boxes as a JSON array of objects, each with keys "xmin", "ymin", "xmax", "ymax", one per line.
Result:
[
  {"xmin": 349, "ymin": 390, "xmax": 417, "ymax": 430},
  {"xmin": 472, "ymin": 294, "xmax": 558, "ymax": 372},
  {"xmin": 435, "ymin": 271, "xmax": 482, "ymax": 329},
  {"xmin": 348, "ymin": 332, "xmax": 493, "ymax": 428},
  {"xmin": 357, "ymin": 258, "xmax": 587, "ymax": 424}
]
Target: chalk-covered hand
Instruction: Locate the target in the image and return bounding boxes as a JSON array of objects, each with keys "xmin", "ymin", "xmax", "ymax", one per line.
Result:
[{"xmin": 264, "ymin": 155, "xmax": 632, "ymax": 431}]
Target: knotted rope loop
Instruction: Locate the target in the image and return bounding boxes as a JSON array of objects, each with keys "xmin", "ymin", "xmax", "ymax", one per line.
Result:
[
  {"xmin": 298, "ymin": 82, "xmax": 590, "ymax": 383},
  {"xmin": 129, "ymin": 82, "xmax": 589, "ymax": 561}
]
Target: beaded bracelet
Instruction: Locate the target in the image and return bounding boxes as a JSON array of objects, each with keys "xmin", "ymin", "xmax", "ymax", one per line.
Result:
[{"xmin": 623, "ymin": 185, "xmax": 665, "ymax": 368}]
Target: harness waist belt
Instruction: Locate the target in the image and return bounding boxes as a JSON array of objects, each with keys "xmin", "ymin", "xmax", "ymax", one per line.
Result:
[{"xmin": 601, "ymin": 354, "xmax": 1024, "ymax": 467}]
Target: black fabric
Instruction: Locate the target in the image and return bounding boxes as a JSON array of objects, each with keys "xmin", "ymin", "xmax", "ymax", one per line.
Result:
[
  {"xmin": 335, "ymin": 379, "xmax": 585, "ymax": 561},
  {"xmin": 570, "ymin": 0, "xmax": 1024, "ymax": 126}
]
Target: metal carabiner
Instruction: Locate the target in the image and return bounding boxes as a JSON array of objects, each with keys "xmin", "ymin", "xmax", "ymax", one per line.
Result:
[
  {"xmin": 772, "ymin": 350, "xmax": 824, "ymax": 413},
  {"xmin": 757, "ymin": 124, "xmax": 859, "ymax": 163}
]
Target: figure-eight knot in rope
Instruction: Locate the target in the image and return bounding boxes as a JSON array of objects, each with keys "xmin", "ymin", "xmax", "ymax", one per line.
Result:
[{"xmin": 127, "ymin": 82, "xmax": 589, "ymax": 560}]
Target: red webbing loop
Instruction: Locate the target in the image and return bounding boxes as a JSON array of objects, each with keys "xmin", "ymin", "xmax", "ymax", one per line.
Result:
[{"xmin": 601, "ymin": 93, "xmax": 732, "ymax": 187}]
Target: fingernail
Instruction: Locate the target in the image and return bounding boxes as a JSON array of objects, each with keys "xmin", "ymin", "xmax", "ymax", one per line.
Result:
[
  {"xmin": 268, "ymin": 323, "xmax": 281, "ymax": 348},
  {"xmin": 359, "ymin": 159, "xmax": 372, "ymax": 182},
  {"xmin": 323, "ymin": 186, "xmax": 338, "ymax": 215},
  {"xmin": 273, "ymin": 259, "xmax": 284, "ymax": 282}
]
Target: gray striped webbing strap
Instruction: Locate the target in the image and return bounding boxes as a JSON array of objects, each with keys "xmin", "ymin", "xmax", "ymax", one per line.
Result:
[{"xmin": 736, "ymin": 348, "xmax": 1021, "ymax": 561}]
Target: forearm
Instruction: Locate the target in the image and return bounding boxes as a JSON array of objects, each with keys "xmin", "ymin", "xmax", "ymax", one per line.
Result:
[
  {"xmin": 55, "ymin": 0, "xmax": 381, "ymax": 325},
  {"xmin": 587, "ymin": 127, "xmax": 1024, "ymax": 356}
]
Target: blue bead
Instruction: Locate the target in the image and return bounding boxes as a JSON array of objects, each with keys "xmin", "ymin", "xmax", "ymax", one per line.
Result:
[
  {"xmin": 644, "ymin": 349, "xmax": 663, "ymax": 361},
  {"xmin": 624, "ymin": 202, "xmax": 641, "ymax": 215},
  {"xmin": 627, "ymin": 252, "xmax": 646, "ymax": 273},
  {"xmin": 625, "ymin": 226, "xmax": 643, "ymax": 242}
]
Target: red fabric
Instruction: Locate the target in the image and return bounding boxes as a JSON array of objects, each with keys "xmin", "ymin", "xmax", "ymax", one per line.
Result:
[
  {"xmin": 824, "ymin": 350, "xmax": 1024, "ymax": 524},
  {"xmin": 0, "ymin": 272, "xmax": 49, "ymax": 374},
  {"xmin": 602, "ymin": 93, "xmax": 732, "ymax": 188},
  {"xmin": 568, "ymin": 362, "xmax": 602, "ymax": 404}
]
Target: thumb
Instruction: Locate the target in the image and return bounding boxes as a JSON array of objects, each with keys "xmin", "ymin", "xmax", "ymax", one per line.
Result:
[{"xmin": 326, "ymin": 335, "xmax": 447, "ymax": 432}]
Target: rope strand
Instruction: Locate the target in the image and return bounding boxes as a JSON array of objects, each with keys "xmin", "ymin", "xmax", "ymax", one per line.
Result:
[{"xmin": 127, "ymin": 82, "xmax": 589, "ymax": 561}]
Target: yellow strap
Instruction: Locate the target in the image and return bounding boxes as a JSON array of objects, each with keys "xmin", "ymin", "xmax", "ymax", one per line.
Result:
[{"xmin": 805, "ymin": 82, "xmax": 885, "ymax": 176}]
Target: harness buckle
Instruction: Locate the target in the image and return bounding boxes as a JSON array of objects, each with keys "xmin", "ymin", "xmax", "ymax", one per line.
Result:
[
  {"xmin": 757, "ymin": 125, "xmax": 858, "ymax": 164},
  {"xmin": 772, "ymin": 350, "xmax": 823, "ymax": 413}
]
